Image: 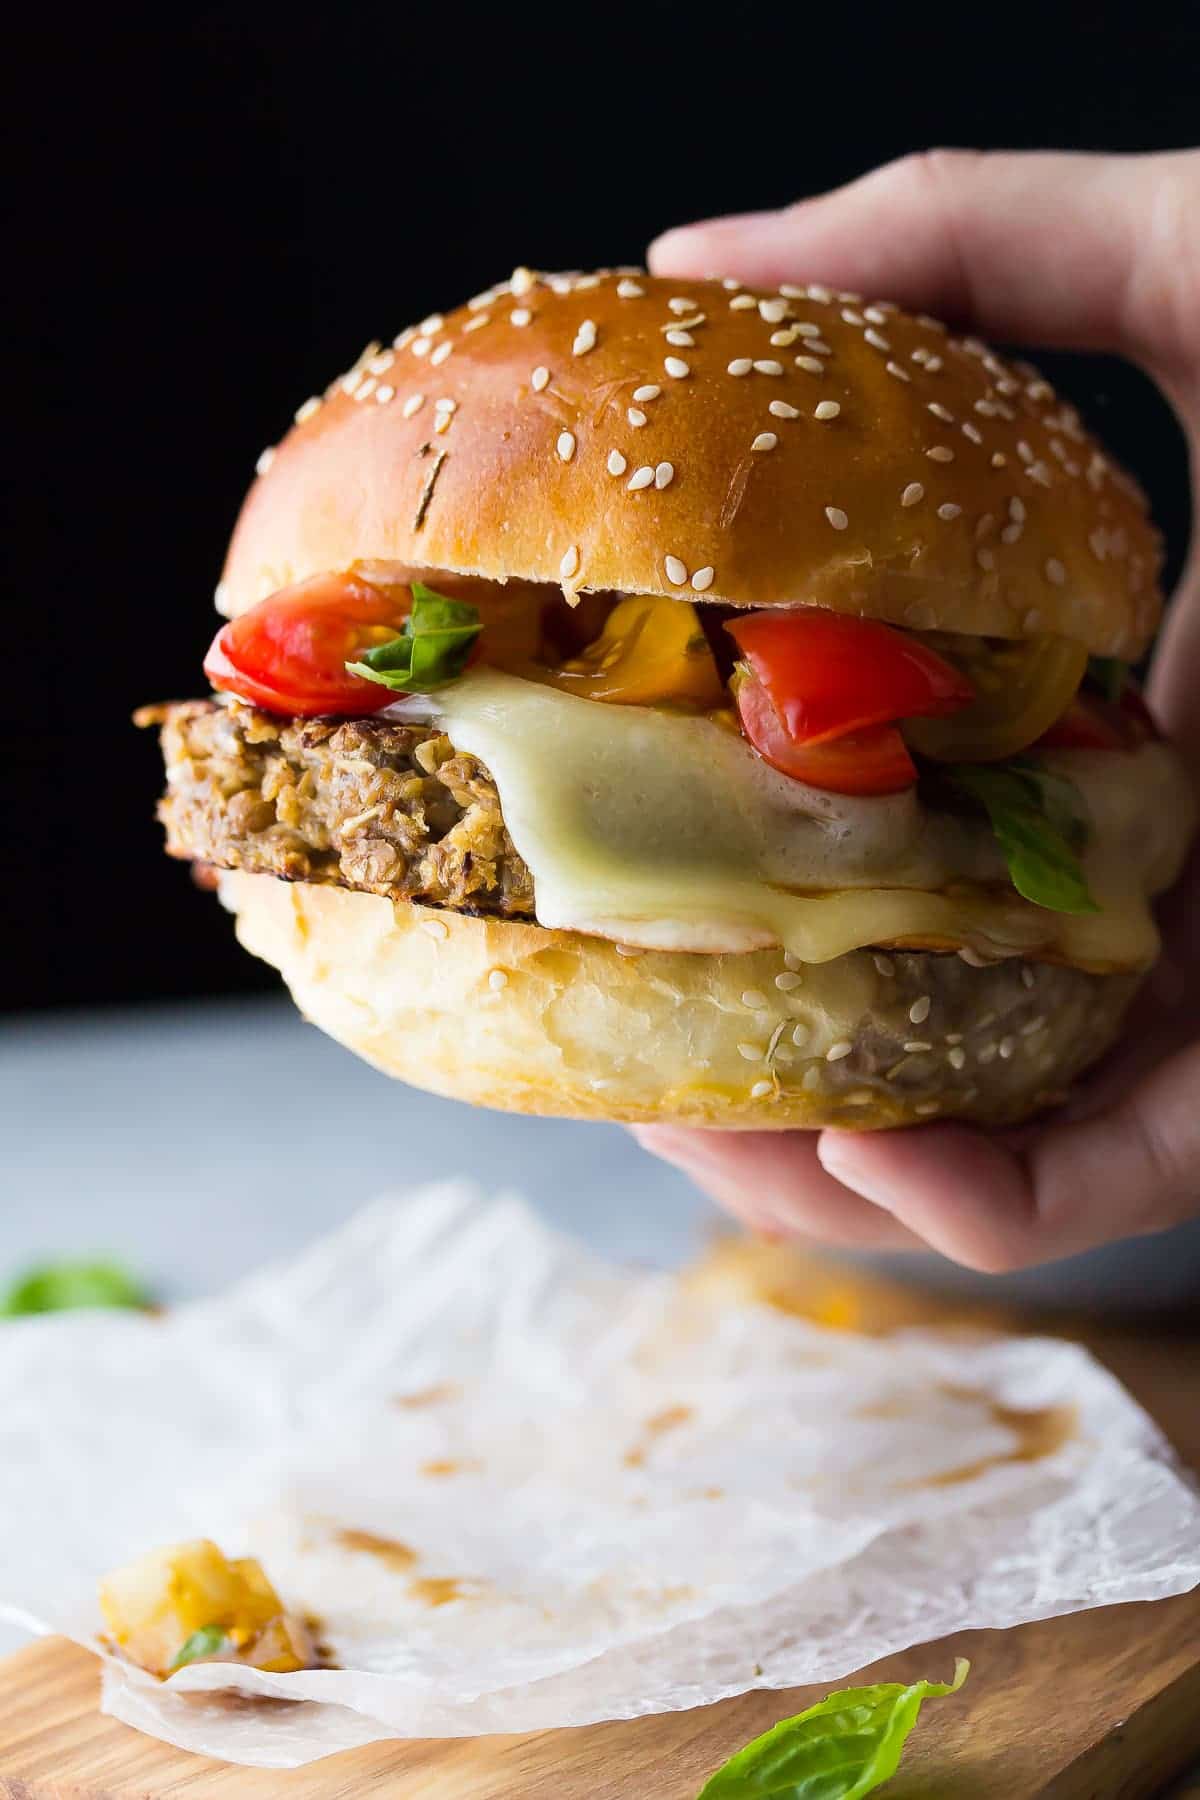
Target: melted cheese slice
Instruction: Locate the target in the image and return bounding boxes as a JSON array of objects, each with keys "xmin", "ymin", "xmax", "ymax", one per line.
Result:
[{"xmin": 388, "ymin": 671, "xmax": 1195, "ymax": 971}]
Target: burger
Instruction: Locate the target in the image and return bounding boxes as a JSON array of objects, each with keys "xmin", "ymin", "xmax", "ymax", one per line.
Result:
[{"xmin": 139, "ymin": 268, "xmax": 1195, "ymax": 1129}]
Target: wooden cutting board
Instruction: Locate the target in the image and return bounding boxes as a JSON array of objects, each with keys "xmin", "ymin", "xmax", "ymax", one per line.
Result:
[{"xmin": 0, "ymin": 1250, "xmax": 1197, "ymax": 1799}]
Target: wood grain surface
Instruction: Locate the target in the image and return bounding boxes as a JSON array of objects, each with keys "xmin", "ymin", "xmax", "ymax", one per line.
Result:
[{"xmin": 0, "ymin": 1246, "xmax": 1196, "ymax": 1798}]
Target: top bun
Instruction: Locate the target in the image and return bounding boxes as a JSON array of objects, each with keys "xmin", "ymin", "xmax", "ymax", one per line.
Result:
[{"xmin": 220, "ymin": 270, "xmax": 1162, "ymax": 658}]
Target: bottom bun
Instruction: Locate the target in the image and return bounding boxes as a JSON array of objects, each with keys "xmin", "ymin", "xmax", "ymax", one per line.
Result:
[{"xmin": 225, "ymin": 873, "xmax": 1139, "ymax": 1129}]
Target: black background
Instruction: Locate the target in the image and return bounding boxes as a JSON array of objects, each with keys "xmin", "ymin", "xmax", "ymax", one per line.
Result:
[{"xmin": 5, "ymin": 9, "xmax": 1197, "ymax": 1013}]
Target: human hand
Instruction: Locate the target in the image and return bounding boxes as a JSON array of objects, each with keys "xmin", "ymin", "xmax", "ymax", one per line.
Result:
[{"xmin": 635, "ymin": 150, "xmax": 1200, "ymax": 1272}]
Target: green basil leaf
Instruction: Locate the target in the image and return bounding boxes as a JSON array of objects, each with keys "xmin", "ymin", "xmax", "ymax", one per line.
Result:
[
  {"xmin": 169, "ymin": 1625, "xmax": 230, "ymax": 1671},
  {"xmin": 0, "ymin": 1260, "xmax": 150, "ymax": 1318},
  {"xmin": 1087, "ymin": 656, "xmax": 1126, "ymax": 704},
  {"xmin": 696, "ymin": 1659, "xmax": 968, "ymax": 1800},
  {"xmin": 944, "ymin": 761, "xmax": 1099, "ymax": 914},
  {"xmin": 347, "ymin": 583, "xmax": 481, "ymax": 693}
]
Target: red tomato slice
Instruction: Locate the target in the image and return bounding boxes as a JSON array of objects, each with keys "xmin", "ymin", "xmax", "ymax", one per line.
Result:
[
  {"xmin": 203, "ymin": 574, "xmax": 411, "ymax": 716},
  {"xmin": 734, "ymin": 670, "xmax": 917, "ymax": 794},
  {"xmin": 727, "ymin": 609, "xmax": 973, "ymax": 745},
  {"xmin": 1038, "ymin": 687, "xmax": 1155, "ymax": 751}
]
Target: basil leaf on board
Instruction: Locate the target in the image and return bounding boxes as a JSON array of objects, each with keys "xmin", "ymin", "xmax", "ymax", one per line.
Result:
[
  {"xmin": 1087, "ymin": 655, "xmax": 1126, "ymax": 704},
  {"xmin": 0, "ymin": 1260, "xmax": 150, "ymax": 1318},
  {"xmin": 347, "ymin": 583, "xmax": 482, "ymax": 692},
  {"xmin": 696, "ymin": 1659, "xmax": 969, "ymax": 1800},
  {"xmin": 943, "ymin": 760, "xmax": 1099, "ymax": 915},
  {"xmin": 169, "ymin": 1625, "xmax": 231, "ymax": 1671}
]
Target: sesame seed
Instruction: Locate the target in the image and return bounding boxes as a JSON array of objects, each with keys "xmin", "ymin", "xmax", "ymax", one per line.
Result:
[
  {"xmin": 961, "ymin": 422, "xmax": 983, "ymax": 444},
  {"xmin": 1045, "ymin": 557, "xmax": 1067, "ymax": 586},
  {"xmin": 753, "ymin": 359, "xmax": 783, "ymax": 375},
  {"xmin": 421, "ymin": 915, "xmax": 449, "ymax": 940},
  {"xmin": 607, "ymin": 449, "xmax": 627, "ymax": 476},
  {"xmin": 559, "ymin": 545, "xmax": 580, "ymax": 579},
  {"xmin": 750, "ymin": 1079, "xmax": 774, "ymax": 1099},
  {"xmin": 977, "ymin": 547, "xmax": 996, "ymax": 572},
  {"xmin": 627, "ymin": 465, "xmax": 654, "ymax": 490},
  {"xmin": 737, "ymin": 1042, "xmax": 762, "ymax": 1061},
  {"xmin": 999, "ymin": 1036, "xmax": 1016, "ymax": 1060},
  {"xmin": 727, "ymin": 358, "xmax": 753, "ymax": 377},
  {"xmin": 806, "ymin": 339, "xmax": 832, "ymax": 354},
  {"xmin": 402, "ymin": 392, "xmax": 426, "ymax": 419},
  {"xmin": 909, "ymin": 994, "xmax": 931, "ymax": 1024},
  {"xmin": 627, "ymin": 407, "xmax": 647, "ymax": 428},
  {"xmin": 665, "ymin": 555, "xmax": 688, "ymax": 586},
  {"xmin": 375, "ymin": 384, "xmax": 395, "ymax": 404},
  {"xmin": 1001, "ymin": 523, "xmax": 1022, "ymax": 544},
  {"xmin": 795, "ymin": 355, "xmax": 825, "ymax": 375},
  {"xmin": 925, "ymin": 355, "xmax": 944, "ymax": 373},
  {"xmin": 873, "ymin": 953, "xmax": 895, "ymax": 977},
  {"xmin": 742, "ymin": 988, "xmax": 768, "ymax": 1009},
  {"xmin": 294, "ymin": 396, "xmax": 321, "ymax": 423},
  {"xmin": 488, "ymin": 969, "xmax": 508, "ymax": 991},
  {"xmin": 901, "ymin": 482, "xmax": 925, "ymax": 507},
  {"xmin": 795, "ymin": 321, "xmax": 821, "ymax": 337},
  {"xmin": 556, "ymin": 431, "xmax": 575, "ymax": 462},
  {"xmin": 991, "ymin": 452, "xmax": 1008, "ymax": 468},
  {"xmin": 354, "ymin": 377, "xmax": 377, "ymax": 402},
  {"xmin": 751, "ymin": 432, "xmax": 778, "ymax": 452},
  {"xmin": 914, "ymin": 1101, "xmax": 941, "ymax": 1117},
  {"xmin": 668, "ymin": 296, "xmax": 694, "ymax": 313},
  {"xmin": 367, "ymin": 351, "xmax": 395, "ymax": 375},
  {"xmin": 770, "ymin": 328, "xmax": 799, "ymax": 347},
  {"xmin": 419, "ymin": 311, "xmax": 445, "ymax": 334},
  {"xmin": 1020, "ymin": 965, "xmax": 1036, "ymax": 989},
  {"xmin": 1027, "ymin": 461, "xmax": 1053, "ymax": 487},
  {"xmin": 864, "ymin": 327, "xmax": 891, "ymax": 352},
  {"xmin": 616, "ymin": 278, "xmax": 644, "ymax": 299},
  {"xmin": 462, "ymin": 313, "xmax": 489, "ymax": 333},
  {"xmin": 769, "ymin": 399, "xmax": 800, "ymax": 419},
  {"xmin": 885, "ymin": 362, "xmax": 911, "ymax": 382},
  {"xmin": 826, "ymin": 1040, "xmax": 853, "ymax": 1062},
  {"xmin": 927, "ymin": 402, "xmax": 954, "ymax": 423},
  {"xmin": 633, "ymin": 384, "xmax": 661, "ymax": 402},
  {"xmin": 664, "ymin": 356, "xmax": 690, "ymax": 378},
  {"xmin": 926, "ymin": 445, "xmax": 955, "ymax": 462},
  {"xmin": 758, "ymin": 297, "xmax": 789, "ymax": 323},
  {"xmin": 807, "ymin": 283, "xmax": 834, "ymax": 304},
  {"xmin": 775, "ymin": 971, "xmax": 803, "ymax": 991},
  {"xmin": 1008, "ymin": 497, "xmax": 1026, "ymax": 522},
  {"xmin": 813, "ymin": 400, "xmax": 840, "ymax": 421},
  {"xmin": 665, "ymin": 328, "xmax": 694, "ymax": 347},
  {"xmin": 1089, "ymin": 528, "xmax": 1108, "ymax": 560},
  {"xmin": 723, "ymin": 276, "xmax": 743, "ymax": 290},
  {"xmin": 255, "ymin": 447, "xmax": 277, "ymax": 478},
  {"xmin": 654, "ymin": 461, "xmax": 674, "ymax": 489},
  {"xmin": 903, "ymin": 1041, "xmax": 932, "ymax": 1055},
  {"xmin": 430, "ymin": 341, "xmax": 452, "ymax": 366},
  {"xmin": 841, "ymin": 307, "xmax": 864, "ymax": 325},
  {"xmin": 792, "ymin": 1022, "xmax": 809, "ymax": 1046},
  {"xmin": 510, "ymin": 308, "xmax": 532, "ymax": 327},
  {"xmin": 531, "ymin": 365, "xmax": 550, "ymax": 392},
  {"xmin": 691, "ymin": 566, "xmax": 714, "ymax": 592},
  {"xmin": 825, "ymin": 506, "xmax": 848, "ymax": 531},
  {"xmin": 1024, "ymin": 608, "xmax": 1042, "ymax": 630},
  {"xmin": 729, "ymin": 293, "xmax": 757, "ymax": 310},
  {"xmin": 1016, "ymin": 439, "xmax": 1034, "ymax": 463},
  {"xmin": 434, "ymin": 396, "xmax": 457, "ymax": 414},
  {"xmin": 974, "ymin": 398, "xmax": 998, "ymax": 417}
]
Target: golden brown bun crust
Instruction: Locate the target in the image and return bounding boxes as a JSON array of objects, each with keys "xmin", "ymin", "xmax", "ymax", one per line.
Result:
[
  {"xmin": 225, "ymin": 874, "xmax": 1139, "ymax": 1130},
  {"xmin": 221, "ymin": 271, "xmax": 1161, "ymax": 658}
]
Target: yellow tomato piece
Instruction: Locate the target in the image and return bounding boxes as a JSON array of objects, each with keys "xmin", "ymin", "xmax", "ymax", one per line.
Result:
[
  {"xmin": 98, "ymin": 1539, "xmax": 314, "ymax": 1678},
  {"xmin": 903, "ymin": 634, "xmax": 1087, "ymax": 762},
  {"xmin": 533, "ymin": 596, "xmax": 725, "ymax": 707}
]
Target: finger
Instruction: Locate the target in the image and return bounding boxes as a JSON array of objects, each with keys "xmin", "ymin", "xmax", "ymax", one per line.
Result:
[
  {"xmin": 649, "ymin": 148, "xmax": 1200, "ymax": 374},
  {"xmin": 817, "ymin": 1038, "xmax": 1200, "ymax": 1272},
  {"xmin": 630, "ymin": 1126, "xmax": 923, "ymax": 1252}
]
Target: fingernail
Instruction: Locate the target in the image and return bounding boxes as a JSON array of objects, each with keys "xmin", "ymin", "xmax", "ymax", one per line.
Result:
[
  {"xmin": 647, "ymin": 211, "xmax": 784, "ymax": 272},
  {"xmin": 817, "ymin": 1133, "xmax": 900, "ymax": 1213}
]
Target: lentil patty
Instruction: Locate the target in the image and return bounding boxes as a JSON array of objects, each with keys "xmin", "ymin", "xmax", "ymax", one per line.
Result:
[{"xmin": 141, "ymin": 698, "xmax": 535, "ymax": 917}]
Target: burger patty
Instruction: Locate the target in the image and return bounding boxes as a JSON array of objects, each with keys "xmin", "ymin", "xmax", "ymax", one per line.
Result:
[{"xmin": 144, "ymin": 699, "xmax": 536, "ymax": 918}]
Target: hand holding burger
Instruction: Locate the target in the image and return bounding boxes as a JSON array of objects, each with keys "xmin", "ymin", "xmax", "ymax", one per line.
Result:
[
  {"xmin": 637, "ymin": 148, "xmax": 1200, "ymax": 1270},
  {"xmin": 139, "ymin": 149, "xmax": 1198, "ymax": 1273}
]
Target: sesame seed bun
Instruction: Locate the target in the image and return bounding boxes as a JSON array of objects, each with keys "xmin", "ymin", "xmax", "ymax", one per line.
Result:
[
  {"xmin": 224, "ymin": 873, "xmax": 1138, "ymax": 1130},
  {"xmin": 220, "ymin": 269, "xmax": 1161, "ymax": 659}
]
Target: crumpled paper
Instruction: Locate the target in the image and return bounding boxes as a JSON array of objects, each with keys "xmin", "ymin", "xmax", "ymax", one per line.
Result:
[{"xmin": 0, "ymin": 1183, "xmax": 1197, "ymax": 1768}]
